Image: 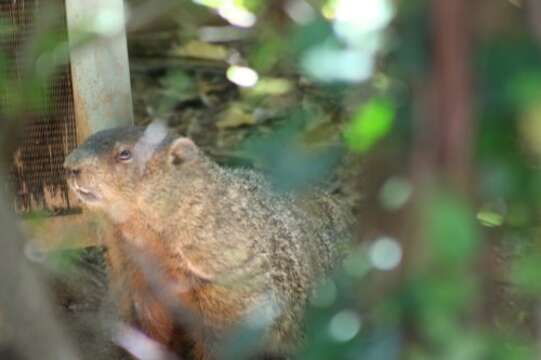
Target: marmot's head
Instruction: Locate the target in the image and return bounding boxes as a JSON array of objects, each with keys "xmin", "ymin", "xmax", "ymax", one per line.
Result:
[{"xmin": 64, "ymin": 124, "xmax": 203, "ymax": 214}]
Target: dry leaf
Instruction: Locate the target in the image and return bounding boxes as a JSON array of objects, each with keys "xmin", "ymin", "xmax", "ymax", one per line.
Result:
[
  {"xmin": 170, "ymin": 40, "xmax": 229, "ymax": 61},
  {"xmin": 216, "ymin": 103, "xmax": 256, "ymax": 129}
]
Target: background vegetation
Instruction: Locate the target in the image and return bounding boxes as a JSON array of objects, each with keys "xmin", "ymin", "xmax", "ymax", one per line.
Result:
[{"xmin": 2, "ymin": 0, "xmax": 541, "ymax": 359}]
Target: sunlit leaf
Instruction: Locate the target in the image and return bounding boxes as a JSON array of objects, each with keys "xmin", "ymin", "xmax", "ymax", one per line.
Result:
[
  {"xmin": 343, "ymin": 97, "xmax": 395, "ymax": 152},
  {"xmin": 302, "ymin": 43, "xmax": 375, "ymax": 83},
  {"xmin": 476, "ymin": 210, "xmax": 504, "ymax": 227}
]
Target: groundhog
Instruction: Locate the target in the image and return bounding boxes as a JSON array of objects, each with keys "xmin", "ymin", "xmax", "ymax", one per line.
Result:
[{"xmin": 64, "ymin": 123, "xmax": 354, "ymax": 360}]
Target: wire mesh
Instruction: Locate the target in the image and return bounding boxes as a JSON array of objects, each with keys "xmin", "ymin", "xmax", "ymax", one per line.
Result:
[{"xmin": 0, "ymin": 0, "xmax": 78, "ymax": 214}]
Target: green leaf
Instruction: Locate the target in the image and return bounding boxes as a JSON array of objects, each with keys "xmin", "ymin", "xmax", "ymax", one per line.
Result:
[
  {"xmin": 343, "ymin": 97, "xmax": 395, "ymax": 152},
  {"xmin": 510, "ymin": 252, "xmax": 541, "ymax": 294},
  {"xmin": 424, "ymin": 191, "xmax": 479, "ymax": 265}
]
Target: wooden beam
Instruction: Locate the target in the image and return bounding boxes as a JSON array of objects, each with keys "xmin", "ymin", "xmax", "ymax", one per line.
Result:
[{"xmin": 65, "ymin": 0, "xmax": 134, "ymax": 142}]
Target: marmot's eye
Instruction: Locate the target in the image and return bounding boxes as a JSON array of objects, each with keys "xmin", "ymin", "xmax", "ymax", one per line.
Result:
[{"xmin": 117, "ymin": 149, "xmax": 132, "ymax": 162}]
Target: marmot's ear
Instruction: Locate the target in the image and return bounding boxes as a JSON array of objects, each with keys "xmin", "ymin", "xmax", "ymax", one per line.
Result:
[{"xmin": 168, "ymin": 137, "xmax": 198, "ymax": 166}]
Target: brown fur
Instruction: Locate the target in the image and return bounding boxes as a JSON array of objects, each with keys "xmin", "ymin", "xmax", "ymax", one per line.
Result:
[{"xmin": 64, "ymin": 125, "xmax": 353, "ymax": 359}]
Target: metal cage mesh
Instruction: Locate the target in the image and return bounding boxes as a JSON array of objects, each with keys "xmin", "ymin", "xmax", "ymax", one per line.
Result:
[{"xmin": 0, "ymin": 0, "xmax": 78, "ymax": 214}]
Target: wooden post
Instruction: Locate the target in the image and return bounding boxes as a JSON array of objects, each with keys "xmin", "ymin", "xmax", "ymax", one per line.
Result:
[{"xmin": 65, "ymin": 0, "xmax": 134, "ymax": 142}]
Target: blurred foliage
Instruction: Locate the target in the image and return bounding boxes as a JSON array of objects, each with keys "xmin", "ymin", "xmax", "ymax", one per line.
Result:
[
  {"xmin": 4, "ymin": 0, "xmax": 541, "ymax": 359},
  {"xmin": 344, "ymin": 97, "xmax": 395, "ymax": 153}
]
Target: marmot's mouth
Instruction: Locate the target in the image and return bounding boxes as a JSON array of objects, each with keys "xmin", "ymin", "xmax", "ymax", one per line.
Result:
[
  {"xmin": 75, "ymin": 187, "xmax": 100, "ymax": 203},
  {"xmin": 69, "ymin": 181, "xmax": 101, "ymax": 204}
]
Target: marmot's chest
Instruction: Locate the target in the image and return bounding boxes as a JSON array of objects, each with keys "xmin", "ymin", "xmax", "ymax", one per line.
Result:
[{"xmin": 117, "ymin": 219, "xmax": 272, "ymax": 333}]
